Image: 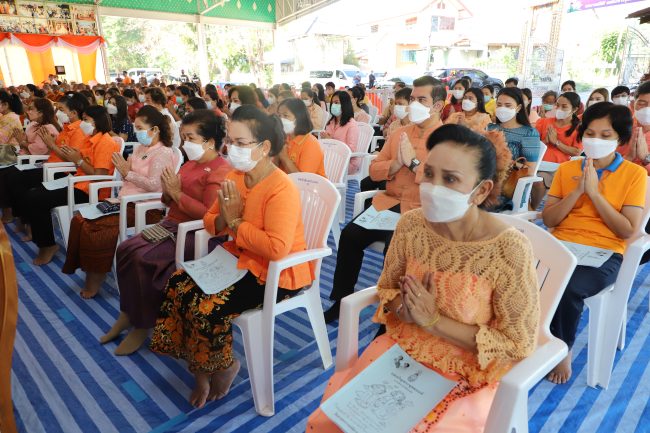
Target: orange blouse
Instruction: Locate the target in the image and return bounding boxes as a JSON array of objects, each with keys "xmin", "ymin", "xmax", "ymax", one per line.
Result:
[
  {"xmin": 535, "ymin": 117, "xmax": 581, "ymax": 163},
  {"xmin": 74, "ymin": 132, "xmax": 120, "ymax": 198},
  {"xmin": 203, "ymin": 168, "xmax": 314, "ymax": 290},
  {"xmin": 47, "ymin": 120, "xmax": 88, "ymax": 163},
  {"xmin": 284, "ymin": 134, "xmax": 326, "ymax": 177}
]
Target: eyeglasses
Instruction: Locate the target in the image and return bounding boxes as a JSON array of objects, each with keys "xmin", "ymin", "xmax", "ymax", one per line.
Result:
[{"xmin": 223, "ymin": 137, "xmax": 261, "ymax": 148}]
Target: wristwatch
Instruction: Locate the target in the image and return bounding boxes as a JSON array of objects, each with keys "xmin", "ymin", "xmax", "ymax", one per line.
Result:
[
  {"xmin": 75, "ymin": 158, "xmax": 84, "ymax": 167},
  {"xmin": 408, "ymin": 158, "xmax": 420, "ymax": 172}
]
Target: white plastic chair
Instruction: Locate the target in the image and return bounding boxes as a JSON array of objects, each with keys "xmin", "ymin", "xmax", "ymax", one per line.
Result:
[
  {"xmin": 506, "ymin": 142, "xmax": 547, "ymax": 219},
  {"xmin": 348, "ymin": 122, "xmax": 375, "ymax": 187},
  {"xmin": 368, "ymin": 105, "xmax": 379, "ymax": 124},
  {"xmin": 312, "ymin": 111, "xmax": 332, "ymax": 139},
  {"xmin": 352, "ymin": 189, "xmax": 385, "ymax": 253},
  {"xmin": 335, "ymin": 213, "xmax": 576, "ymax": 433},
  {"xmin": 177, "ymin": 172, "xmax": 340, "ymax": 416},
  {"xmin": 319, "ymin": 139, "xmax": 351, "ymax": 247},
  {"xmin": 583, "ymin": 176, "xmax": 650, "ymax": 389},
  {"xmin": 16, "ymin": 154, "xmax": 49, "ymax": 166}
]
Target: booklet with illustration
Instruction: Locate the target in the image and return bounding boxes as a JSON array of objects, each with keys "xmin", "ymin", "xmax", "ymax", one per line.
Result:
[
  {"xmin": 353, "ymin": 205, "xmax": 401, "ymax": 231},
  {"xmin": 560, "ymin": 240, "xmax": 614, "ymax": 268},
  {"xmin": 42, "ymin": 176, "xmax": 71, "ymax": 191},
  {"xmin": 321, "ymin": 344, "xmax": 457, "ymax": 433},
  {"xmin": 180, "ymin": 245, "xmax": 247, "ymax": 295}
]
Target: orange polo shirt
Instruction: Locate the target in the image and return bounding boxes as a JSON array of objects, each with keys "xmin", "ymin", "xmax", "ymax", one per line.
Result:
[
  {"xmin": 548, "ymin": 157, "xmax": 646, "ymax": 254},
  {"xmin": 369, "ymin": 121, "xmax": 442, "ymax": 212},
  {"xmin": 47, "ymin": 120, "xmax": 88, "ymax": 163},
  {"xmin": 74, "ymin": 132, "xmax": 120, "ymax": 198},
  {"xmin": 536, "ymin": 117, "xmax": 581, "ymax": 163},
  {"xmin": 285, "ymin": 134, "xmax": 326, "ymax": 178},
  {"xmin": 203, "ymin": 168, "xmax": 315, "ymax": 290}
]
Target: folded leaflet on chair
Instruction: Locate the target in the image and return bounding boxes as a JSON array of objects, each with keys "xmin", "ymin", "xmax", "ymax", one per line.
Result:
[
  {"xmin": 321, "ymin": 344, "xmax": 456, "ymax": 433},
  {"xmin": 180, "ymin": 245, "xmax": 247, "ymax": 295},
  {"xmin": 560, "ymin": 241, "xmax": 614, "ymax": 268},
  {"xmin": 42, "ymin": 175, "xmax": 72, "ymax": 191},
  {"xmin": 353, "ymin": 205, "xmax": 401, "ymax": 231}
]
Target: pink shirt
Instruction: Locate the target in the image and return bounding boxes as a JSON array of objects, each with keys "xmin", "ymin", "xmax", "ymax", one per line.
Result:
[
  {"xmin": 119, "ymin": 143, "xmax": 178, "ymax": 197},
  {"xmin": 21, "ymin": 123, "xmax": 59, "ymax": 155},
  {"xmin": 325, "ymin": 117, "xmax": 361, "ymax": 174}
]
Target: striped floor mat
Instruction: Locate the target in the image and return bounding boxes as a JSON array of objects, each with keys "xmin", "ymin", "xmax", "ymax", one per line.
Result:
[{"xmin": 9, "ymin": 182, "xmax": 650, "ymax": 433}]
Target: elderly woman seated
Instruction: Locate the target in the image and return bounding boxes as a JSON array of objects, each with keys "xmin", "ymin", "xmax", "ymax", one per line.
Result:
[{"xmin": 308, "ymin": 124, "xmax": 540, "ymax": 432}]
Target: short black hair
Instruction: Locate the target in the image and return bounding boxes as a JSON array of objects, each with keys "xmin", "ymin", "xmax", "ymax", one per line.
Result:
[
  {"xmin": 413, "ymin": 75, "xmax": 446, "ymax": 103},
  {"xmin": 482, "ymin": 84, "xmax": 494, "ymax": 94},
  {"xmin": 60, "ymin": 92, "xmax": 89, "ymax": 120},
  {"xmin": 636, "ymin": 81, "xmax": 650, "ymax": 97},
  {"xmin": 579, "ymin": 102, "xmax": 632, "ymax": 145},
  {"xmin": 394, "ymin": 81, "xmax": 407, "ymax": 89},
  {"xmin": 505, "ymin": 77, "xmax": 519, "ymax": 86},
  {"xmin": 329, "ymin": 90, "xmax": 355, "ymax": 127},
  {"xmin": 108, "ymin": 94, "xmax": 128, "ymax": 126},
  {"xmin": 182, "ymin": 109, "xmax": 226, "ymax": 151},
  {"xmin": 394, "ymin": 87, "xmax": 412, "ymax": 101},
  {"xmin": 145, "ymin": 87, "xmax": 167, "ymax": 106},
  {"xmin": 496, "ymin": 87, "xmax": 530, "ymax": 126},
  {"xmin": 205, "ymin": 83, "xmax": 217, "ymax": 93},
  {"xmin": 229, "ymin": 85, "xmax": 257, "ymax": 105},
  {"xmin": 122, "ymin": 88, "xmax": 136, "ymax": 99},
  {"xmin": 84, "ymin": 105, "xmax": 112, "ymax": 134},
  {"xmin": 561, "ymin": 80, "xmax": 576, "ymax": 90},
  {"xmin": 325, "ymin": 82, "xmax": 335, "ymax": 89},
  {"xmin": 187, "ymin": 97, "xmax": 207, "ymax": 111},
  {"xmin": 521, "ymin": 88, "xmax": 533, "ymax": 114},
  {"xmin": 0, "ymin": 90, "xmax": 23, "ymax": 115},
  {"xmin": 231, "ymin": 105, "xmax": 285, "ymax": 157},
  {"xmin": 177, "ymin": 85, "xmax": 194, "ymax": 98},
  {"xmin": 611, "ymin": 85, "xmax": 630, "ymax": 98},
  {"xmin": 279, "ymin": 98, "xmax": 313, "ymax": 135}
]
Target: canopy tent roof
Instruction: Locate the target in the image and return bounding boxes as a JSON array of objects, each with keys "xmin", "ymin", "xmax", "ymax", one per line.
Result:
[
  {"xmin": 628, "ymin": 6, "xmax": 650, "ymax": 24},
  {"xmin": 49, "ymin": 0, "xmax": 276, "ymax": 23}
]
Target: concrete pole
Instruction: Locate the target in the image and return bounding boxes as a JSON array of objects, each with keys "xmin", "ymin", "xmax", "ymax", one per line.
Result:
[{"xmin": 197, "ymin": 21, "xmax": 210, "ymax": 84}]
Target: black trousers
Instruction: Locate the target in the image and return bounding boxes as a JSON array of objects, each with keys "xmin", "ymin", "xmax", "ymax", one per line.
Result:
[
  {"xmin": 6, "ymin": 167, "xmax": 45, "ymax": 218},
  {"xmin": 329, "ymin": 203, "xmax": 399, "ymax": 302},
  {"xmin": 22, "ymin": 185, "xmax": 89, "ymax": 248},
  {"xmin": 550, "ymin": 253, "xmax": 623, "ymax": 349},
  {"xmin": 360, "ymin": 176, "xmax": 387, "ymax": 193}
]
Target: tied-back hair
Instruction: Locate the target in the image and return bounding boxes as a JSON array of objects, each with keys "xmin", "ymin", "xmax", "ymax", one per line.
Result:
[
  {"xmin": 350, "ymin": 86, "xmax": 365, "ymax": 108},
  {"xmin": 559, "ymin": 92, "xmax": 581, "ymax": 137},
  {"xmin": 521, "ymin": 88, "xmax": 533, "ymax": 115},
  {"xmin": 450, "ymin": 78, "xmax": 470, "ymax": 104},
  {"xmin": 61, "ymin": 92, "xmax": 90, "ymax": 120},
  {"xmin": 230, "ymin": 105, "xmax": 285, "ymax": 156},
  {"xmin": 464, "ymin": 88, "xmax": 487, "ymax": 114},
  {"xmin": 278, "ymin": 98, "xmax": 313, "ymax": 135},
  {"xmin": 496, "ymin": 87, "xmax": 531, "ymax": 127},
  {"xmin": 313, "ymin": 83, "xmax": 326, "ymax": 102},
  {"xmin": 32, "ymin": 97, "xmax": 61, "ymax": 132},
  {"xmin": 426, "ymin": 124, "xmax": 512, "ymax": 209},
  {"xmin": 110, "ymin": 94, "xmax": 129, "ymax": 127},
  {"xmin": 182, "ymin": 109, "xmax": 226, "ymax": 151},
  {"xmin": 328, "ymin": 91, "xmax": 354, "ymax": 127},
  {"xmin": 186, "ymin": 97, "xmax": 208, "ymax": 111},
  {"xmin": 135, "ymin": 105, "xmax": 174, "ymax": 147},
  {"xmin": 0, "ymin": 90, "xmax": 24, "ymax": 115},
  {"xmin": 85, "ymin": 105, "xmax": 112, "ymax": 134},
  {"xmin": 301, "ymin": 88, "xmax": 320, "ymax": 106},
  {"xmin": 578, "ymin": 102, "xmax": 633, "ymax": 145}
]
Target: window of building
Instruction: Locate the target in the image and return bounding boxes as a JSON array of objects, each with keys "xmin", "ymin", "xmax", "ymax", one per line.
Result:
[
  {"xmin": 431, "ymin": 15, "xmax": 455, "ymax": 31},
  {"xmin": 401, "ymin": 49, "xmax": 417, "ymax": 63},
  {"xmin": 405, "ymin": 17, "xmax": 417, "ymax": 30}
]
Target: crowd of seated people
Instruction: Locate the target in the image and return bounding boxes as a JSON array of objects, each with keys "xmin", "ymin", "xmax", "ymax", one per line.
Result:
[{"xmin": 2, "ymin": 72, "xmax": 649, "ymax": 431}]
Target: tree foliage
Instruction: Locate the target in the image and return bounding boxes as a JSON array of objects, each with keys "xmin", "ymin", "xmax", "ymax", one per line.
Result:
[{"xmin": 600, "ymin": 30, "xmax": 627, "ymax": 72}]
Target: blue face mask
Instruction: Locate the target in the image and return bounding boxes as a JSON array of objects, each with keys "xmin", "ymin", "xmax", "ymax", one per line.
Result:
[
  {"xmin": 176, "ymin": 96, "xmax": 184, "ymax": 104},
  {"xmin": 135, "ymin": 128, "xmax": 153, "ymax": 146},
  {"xmin": 484, "ymin": 95, "xmax": 491, "ymax": 103}
]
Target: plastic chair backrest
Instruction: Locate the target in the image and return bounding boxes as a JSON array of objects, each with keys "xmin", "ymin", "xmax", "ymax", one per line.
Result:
[
  {"xmin": 319, "ymin": 139, "xmax": 351, "ymax": 184},
  {"xmin": 530, "ymin": 142, "xmax": 547, "ymax": 176},
  {"xmin": 355, "ymin": 123, "xmax": 375, "ymax": 154},
  {"xmin": 368, "ymin": 105, "xmax": 379, "ymax": 123},
  {"xmin": 320, "ymin": 110, "xmax": 331, "ymax": 130},
  {"xmin": 492, "ymin": 214, "xmax": 576, "ymax": 339},
  {"xmin": 288, "ymin": 172, "xmax": 341, "ymax": 250},
  {"xmin": 633, "ymin": 177, "xmax": 650, "ymax": 238},
  {"xmin": 172, "ymin": 147, "xmax": 183, "ymax": 173}
]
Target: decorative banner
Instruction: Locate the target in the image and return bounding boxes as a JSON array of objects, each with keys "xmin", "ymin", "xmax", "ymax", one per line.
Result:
[
  {"xmin": 0, "ymin": 32, "xmax": 105, "ymax": 53},
  {"xmin": 0, "ymin": 1, "xmax": 97, "ymax": 36},
  {"xmin": 567, "ymin": 0, "xmax": 646, "ymax": 13}
]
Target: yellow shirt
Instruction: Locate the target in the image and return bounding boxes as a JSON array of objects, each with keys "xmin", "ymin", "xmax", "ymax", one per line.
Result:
[
  {"xmin": 548, "ymin": 157, "xmax": 646, "ymax": 254},
  {"xmin": 484, "ymin": 98, "xmax": 496, "ymax": 118}
]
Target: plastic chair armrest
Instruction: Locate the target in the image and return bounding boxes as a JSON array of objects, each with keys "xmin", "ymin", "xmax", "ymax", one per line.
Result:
[
  {"xmin": 118, "ymin": 192, "xmax": 162, "ymax": 240},
  {"xmin": 134, "ymin": 201, "xmax": 166, "ymax": 234},
  {"xmin": 335, "ymin": 287, "xmax": 379, "ymax": 372},
  {"xmin": 500, "ymin": 337, "xmax": 567, "ymax": 391},
  {"xmin": 88, "ymin": 181, "xmax": 123, "ymax": 204},
  {"xmin": 353, "ymin": 190, "xmax": 382, "ymax": 218},
  {"xmin": 176, "ymin": 220, "xmax": 206, "ymax": 266},
  {"xmin": 43, "ymin": 166, "xmax": 76, "ymax": 181}
]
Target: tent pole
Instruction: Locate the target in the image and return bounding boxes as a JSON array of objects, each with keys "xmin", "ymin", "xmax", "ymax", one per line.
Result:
[
  {"xmin": 94, "ymin": 2, "xmax": 109, "ymax": 84},
  {"xmin": 197, "ymin": 20, "xmax": 210, "ymax": 84}
]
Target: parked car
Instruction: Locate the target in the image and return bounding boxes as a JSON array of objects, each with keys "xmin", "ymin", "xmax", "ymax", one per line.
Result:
[
  {"xmin": 426, "ymin": 68, "xmax": 503, "ymax": 91},
  {"xmin": 375, "ymin": 75, "xmax": 415, "ymax": 88},
  {"xmin": 308, "ymin": 64, "xmax": 362, "ymax": 89}
]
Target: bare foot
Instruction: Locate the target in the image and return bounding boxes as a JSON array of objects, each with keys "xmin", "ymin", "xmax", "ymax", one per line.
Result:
[
  {"xmin": 190, "ymin": 371, "xmax": 211, "ymax": 409},
  {"xmin": 100, "ymin": 312, "xmax": 131, "ymax": 344},
  {"xmin": 33, "ymin": 245, "xmax": 58, "ymax": 265},
  {"xmin": 1, "ymin": 208, "xmax": 13, "ymax": 223},
  {"xmin": 20, "ymin": 224, "xmax": 32, "ymax": 242},
  {"xmin": 114, "ymin": 328, "xmax": 149, "ymax": 356},
  {"xmin": 547, "ymin": 351, "xmax": 572, "ymax": 384},
  {"xmin": 207, "ymin": 359, "xmax": 241, "ymax": 401},
  {"xmin": 80, "ymin": 271, "xmax": 106, "ymax": 299}
]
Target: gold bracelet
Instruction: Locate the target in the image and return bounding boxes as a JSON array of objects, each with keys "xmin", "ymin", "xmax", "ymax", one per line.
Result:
[
  {"xmin": 228, "ymin": 217, "xmax": 242, "ymax": 230},
  {"xmin": 421, "ymin": 311, "xmax": 441, "ymax": 328}
]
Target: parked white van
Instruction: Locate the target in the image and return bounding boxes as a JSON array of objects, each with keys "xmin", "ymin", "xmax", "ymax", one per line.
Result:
[
  {"xmin": 308, "ymin": 64, "xmax": 362, "ymax": 88},
  {"xmin": 126, "ymin": 68, "xmax": 163, "ymax": 80}
]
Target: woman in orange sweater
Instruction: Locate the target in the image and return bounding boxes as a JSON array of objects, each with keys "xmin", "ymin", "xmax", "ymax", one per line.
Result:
[{"xmin": 150, "ymin": 105, "xmax": 314, "ymax": 409}]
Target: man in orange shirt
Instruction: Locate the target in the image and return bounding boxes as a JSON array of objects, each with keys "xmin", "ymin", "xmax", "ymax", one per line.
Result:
[
  {"xmin": 122, "ymin": 71, "xmax": 133, "ymax": 85},
  {"xmin": 324, "ymin": 75, "xmax": 446, "ymax": 322}
]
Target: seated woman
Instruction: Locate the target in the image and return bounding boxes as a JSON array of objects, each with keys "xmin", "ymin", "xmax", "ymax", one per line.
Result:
[
  {"xmin": 204, "ymin": 90, "xmax": 226, "ymax": 118},
  {"xmin": 586, "ymin": 88, "xmax": 609, "ymax": 109},
  {"xmin": 349, "ymin": 86, "xmax": 371, "ymax": 124},
  {"xmin": 618, "ymin": 81, "xmax": 650, "ymax": 166},
  {"xmin": 150, "ymin": 105, "xmax": 313, "ymax": 409},
  {"xmin": 535, "ymin": 90, "xmax": 558, "ymax": 119},
  {"xmin": 62, "ymin": 106, "xmax": 178, "ymax": 299},
  {"xmin": 322, "ymin": 91, "xmax": 360, "ymax": 174},
  {"xmin": 4, "ymin": 93, "xmax": 89, "ymax": 233},
  {"xmin": 123, "ymin": 88, "xmax": 143, "ymax": 122},
  {"xmin": 308, "ymin": 124, "xmax": 539, "ymax": 431},
  {"xmin": 101, "ymin": 109, "xmax": 230, "ymax": 355},
  {"xmin": 276, "ymin": 98, "xmax": 326, "ymax": 177},
  {"xmin": 186, "ymin": 96, "xmax": 208, "ymax": 114},
  {"xmin": 445, "ymin": 87, "xmax": 491, "ymax": 133},
  {"xmin": 106, "ymin": 94, "xmax": 136, "ymax": 143},
  {"xmin": 521, "ymin": 88, "xmax": 539, "ymax": 126},
  {"xmin": 21, "ymin": 105, "xmax": 119, "ymax": 265},
  {"xmin": 300, "ymin": 88, "xmax": 325, "ymax": 130},
  {"xmin": 441, "ymin": 78, "xmax": 469, "ymax": 121},
  {"xmin": 0, "ymin": 90, "xmax": 23, "ymax": 148},
  {"xmin": 543, "ymin": 102, "xmax": 646, "ymax": 384},
  {"xmin": 0, "ymin": 97, "xmax": 60, "ymax": 222}
]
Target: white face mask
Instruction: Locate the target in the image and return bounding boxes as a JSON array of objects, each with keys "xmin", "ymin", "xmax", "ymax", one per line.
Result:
[
  {"xmin": 228, "ymin": 142, "xmax": 262, "ymax": 172},
  {"xmin": 267, "ymin": 96, "xmax": 276, "ymax": 105},
  {"xmin": 303, "ymin": 99, "xmax": 313, "ymax": 107},
  {"xmin": 183, "ymin": 140, "xmax": 207, "ymax": 161},
  {"xmin": 281, "ymin": 118, "xmax": 295, "ymax": 134},
  {"xmin": 612, "ymin": 96, "xmax": 629, "ymax": 106},
  {"xmin": 230, "ymin": 102, "xmax": 241, "ymax": 112},
  {"xmin": 461, "ymin": 99, "xmax": 476, "ymax": 112},
  {"xmin": 408, "ymin": 101, "xmax": 431, "ymax": 124},
  {"xmin": 555, "ymin": 109, "xmax": 571, "ymax": 120},
  {"xmin": 20, "ymin": 91, "xmax": 30, "ymax": 99},
  {"xmin": 138, "ymin": 94, "xmax": 146, "ymax": 103},
  {"xmin": 420, "ymin": 182, "xmax": 481, "ymax": 223},
  {"xmin": 451, "ymin": 89, "xmax": 465, "ymax": 100},
  {"xmin": 635, "ymin": 107, "xmax": 650, "ymax": 126},
  {"xmin": 79, "ymin": 120, "xmax": 94, "ymax": 136},
  {"xmin": 205, "ymin": 101, "xmax": 213, "ymax": 109},
  {"xmin": 106, "ymin": 103, "xmax": 118, "ymax": 115},
  {"xmin": 56, "ymin": 110, "xmax": 70, "ymax": 124},
  {"xmin": 495, "ymin": 107, "xmax": 517, "ymax": 123},
  {"xmin": 582, "ymin": 137, "xmax": 618, "ymax": 160},
  {"xmin": 394, "ymin": 105, "xmax": 408, "ymax": 120}
]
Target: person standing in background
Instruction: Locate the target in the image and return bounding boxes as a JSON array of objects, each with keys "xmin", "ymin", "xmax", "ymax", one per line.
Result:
[{"xmin": 368, "ymin": 71, "xmax": 376, "ymax": 89}]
